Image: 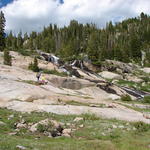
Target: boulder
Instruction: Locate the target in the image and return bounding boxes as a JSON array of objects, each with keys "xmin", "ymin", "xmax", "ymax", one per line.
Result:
[
  {"xmin": 62, "ymin": 128, "xmax": 72, "ymax": 137},
  {"xmin": 141, "ymin": 67, "xmax": 150, "ymax": 74},
  {"xmin": 16, "ymin": 145, "xmax": 26, "ymax": 150},
  {"xmin": 126, "ymin": 75, "xmax": 143, "ymax": 83},
  {"xmin": 73, "ymin": 117, "xmax": 84, "ymax": 122},
  {"xmin": 101, "ymin": 60, "xmax": 137, "ymax": 73},
  {"xmin": 16, "ymin": 123, "xmax": 27, "ymax": 129},
  {"xmin": 98, "ymin": 71, "xmax": 122, "ymax": 80}
]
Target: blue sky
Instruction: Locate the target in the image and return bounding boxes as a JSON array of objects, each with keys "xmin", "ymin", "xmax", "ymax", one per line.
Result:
[
  {"xmin": 0, "ymin": 0, "xmax": 63, "ymax": 8},
  {"xmin": 0, "ymin": 0, "xmax": 13, "ymax": 8},
  {"xmin": 1, "ymin": 0, "xmax": 150, "ymax": 34}
]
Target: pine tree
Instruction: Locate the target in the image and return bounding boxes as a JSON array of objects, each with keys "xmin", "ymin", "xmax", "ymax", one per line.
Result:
[
  {"xmin": 28, "ymin": 57, "xmax": 39, "ymax": 72},
  {"xmin": 3, "ymin": 49, "xmax": 12, "ymax": 66},
  {"xmin": 0, "ymin": 11, "xmax": 6, "ymax": 51}
]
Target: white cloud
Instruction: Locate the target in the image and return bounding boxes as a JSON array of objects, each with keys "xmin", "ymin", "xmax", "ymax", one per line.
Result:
[{"xmin": 1, "ymin": 0, "xmax": 150, "ymax": 34}]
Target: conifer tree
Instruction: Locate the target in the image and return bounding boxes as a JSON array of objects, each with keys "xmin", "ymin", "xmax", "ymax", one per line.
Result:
[
  {"xmin": 3, "ymin": 49, "xmax": 12, "ymax": 66},
  {"xmin": 28, "ymin": 57, "xmax": 39, "ymax": 72},
  {"xmin": 0, "ymin": 11, "xmax": 6, "ymax": 51}
]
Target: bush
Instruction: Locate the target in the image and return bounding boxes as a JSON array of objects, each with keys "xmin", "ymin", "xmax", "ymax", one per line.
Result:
[
  {"xmin": 37, "ymin": 124, "xmax": 48, "ymax": 133},
  {"xmin": 133, "ymin": 121, "xmax": 150, "ymax": 132},
  {"xmin": 3, "ymin": 49, "xmax": 12, "ymax": 66},
  {"xmin": 142, "ymin": 96, "xmax": 150, "ymax": 104},
  {"xmin": 28, "ymin": 57, "xmax": 39, "ymax": 72},
  {"xmin": 19, "ymin": 49, "xmax": 31, "ymax": 56},
  {"xmin": 121, "ymin": 94, "xmax": 132, "ymax": 102}
]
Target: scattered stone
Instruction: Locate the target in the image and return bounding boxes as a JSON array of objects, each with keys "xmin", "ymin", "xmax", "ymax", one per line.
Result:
[
  {"xmin": 79, "ymin": 124, "xmax": 84, "ymax": 128},
  {"xmin": 43, "ymin": 131, "xmax": 51, "ymax": 136},
  {"xmin": 143, "ymin": 113, "xmax": 150, "ymax": 119},
  {"xmin": 8, "ymin": 132, "xmax": 17, "ymax": 136},
  {"xmin": 133, "ymin": 127, "xmax": 136, "ymax": 131},
  {"xmin": 112, "ymin": 125, "xmax": 117, "ymax": 129},
  {"xmin": 107, "ymin": 104, "xmax": 117, "ymax": 108},
  {"xmin": 62, "ymin": 128, "xmax": 72, "ymax": 135},
  {"xmin": 118, "ymin": 125, "xmax": 124, "ymax": 129},
  {"xmin": 66, "ymin": 123, "xmax": 71, "ymax": 126},
  {"xmin": 89, "ymin": 104, "xmax": 101, "ymax": 107},
  {"xmin": 20, "ymin": 119, "xmax": 26, "ymax": 124},
  {"xmin": 126, "ymin": 128, "xmax": 131, "ymax": 131},
  {"xmin": 8, "ymin": 114, "xmax": 14, "ymax": 120},
  {"xmin": 16, "ymin": 145, "xmax": 26, "ymax": 150},
  {"xmin": 16, "ymin": 123, "xmax": 27, "ymax": 129},
  {"xmin": 101, "ymin": 132, "xmax": 106, "ymax": 136},
  {"xmin": 62, "ymin": 133, "xmax": 71, "ymax": 137},
  {"xmin": 73, "ymin": 117, "xmax": 84, "ymax": 122},
  {"xmin": 107, "ymin": 128, "xmax": 112, "ymax": 132},
  {"xmin": 0, "ymin": 121, "xmax": 6, "ymax": 125}
]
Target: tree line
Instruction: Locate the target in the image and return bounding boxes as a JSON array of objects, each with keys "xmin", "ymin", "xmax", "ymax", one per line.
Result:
[{"xmin": 1, "ymin": 11, "xmax": 150, "ymax": 66}]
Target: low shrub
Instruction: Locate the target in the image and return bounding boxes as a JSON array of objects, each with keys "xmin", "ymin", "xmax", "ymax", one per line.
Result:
[
  {"xmin": 142, "ymin": 96, "xmax": 150, "ymax": 104},
  {"xmin": 121, "ymin": 94, "xmax": 132, "ymax": 102},
  {"xmin": 133, "ymin": 121, "xmax": 150, "ymax": 132}
]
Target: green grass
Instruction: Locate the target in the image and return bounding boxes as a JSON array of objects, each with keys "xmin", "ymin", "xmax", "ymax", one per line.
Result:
[
  {"xmin": 116, "ymin": 79, "xmax": 150, "ymax": 92},
  {"xmin": 65, "ymin": 101, "xmax": 106, "ymax": 108},
  {"xmin": 0, "ymin": 108, "xmax": 150, "ymax": 150},
  {"xmin": 142, "ymin": 96, "xmax": 150, "ymax": 104},
  {"xmin": 19, "ymin": 80, "xmax": 40, "ymax": 86},
  {"xmin": 41, "ymin": 69, "xmax": 68, "ymax": 77},
  {"xmin": 121, "ymin": 94, "xmax": 132, "ymax": 102}
]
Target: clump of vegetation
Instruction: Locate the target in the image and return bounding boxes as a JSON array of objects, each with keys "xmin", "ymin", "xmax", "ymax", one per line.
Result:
[
  {"xmin": 37, "ymin": 123, "xmax": 50, "ymax": 133},
  {"xmin": 121, "ymin": 94, "xmax": 132, "ymax": 102},
  {"xmin": 133, "ymin": 121, "xmax": 150, "ymax": 132},
  {"xmin": 19, "ymin": 49, "xmax": 32, "ymax": 56},
  {"xmin": 3, "ymin": 49, "xmax": 12, "ymax": 66},
  {"xmin": 28, "ymin": 57, "xmax": 39, "ymax": 72},
  {"xmin": 142, "ymin": 96, "xmax": 150, "ymax": 104},
  {"xmin": 42, "ymin": 68, "xmax": 67, "ymax": 77},
  {"xmin": 81, "ymin": 113, "xmax": 100, "ymax": 121},
  {"xmin": 20, "ymin": 80, "xmax": 40, "ymax": 86}
]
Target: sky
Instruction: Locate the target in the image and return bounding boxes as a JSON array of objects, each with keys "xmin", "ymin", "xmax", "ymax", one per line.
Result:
[{"xmin": 0, "ymin": 0, "xmax": 150, "ymax": 34}]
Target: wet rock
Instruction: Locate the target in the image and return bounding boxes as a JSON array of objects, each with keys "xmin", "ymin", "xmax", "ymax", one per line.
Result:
[
  {"xmin": 97, "ymin": 82, "xmax": 117, "ymax": 94},
  {"xmin": 73, "ymin": 117, "xmax": 84, "ymax": 122}
]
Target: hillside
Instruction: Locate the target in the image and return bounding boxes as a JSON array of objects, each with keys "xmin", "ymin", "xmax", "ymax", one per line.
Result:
[{"xmin": 0, "ymin": 51, "xmax": 150, "ymax": 150}]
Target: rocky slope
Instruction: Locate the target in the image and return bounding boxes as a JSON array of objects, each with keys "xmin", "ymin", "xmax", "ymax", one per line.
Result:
[{"xmin": 0, "ymin": 51, "xmax": 150, "ymax": 124}]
